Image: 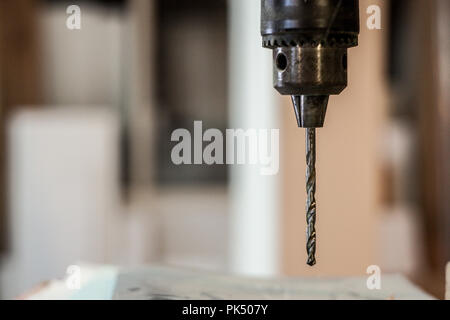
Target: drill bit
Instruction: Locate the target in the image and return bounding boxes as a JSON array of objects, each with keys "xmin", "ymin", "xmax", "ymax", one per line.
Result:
[{"xmin": 305, "ymin": 128, "xmax": 317, "ymax": 266}]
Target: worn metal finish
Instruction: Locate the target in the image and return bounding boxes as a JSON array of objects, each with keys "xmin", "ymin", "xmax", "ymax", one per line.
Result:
[
  {"xmin": 261, "ymin": 0, "xmax": 360, "ymax": 265},
  {"xmin": 306, "ymin": 128, "xmax": 317, "ymax": 266},
  {"xmin": 292, "ymin": 95, "xmax": 329, "ymax": 128},
  {"xmin": 261, "ymin": 0, "xmax": 360, "ymax": 49},
  {"xmin": 274, "ymin": 46, "xmax": 348, "ymax": 96},
  {"xmin": 261, "ymin": 0, "xmax": 359, "ymax": 128}
]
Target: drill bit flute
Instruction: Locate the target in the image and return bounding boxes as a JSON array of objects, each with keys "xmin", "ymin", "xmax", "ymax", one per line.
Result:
[
  {"xmin": 261, "ymin": 0, "xmax": 360, "ymax": 265},
  {"xmin": 305, "ymin": 128, "xmax": 317, "ymax": 266}
]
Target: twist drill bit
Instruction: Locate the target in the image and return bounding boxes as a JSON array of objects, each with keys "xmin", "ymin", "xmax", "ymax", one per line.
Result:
[{"xmin": 305, "ymin": 128, "xmax": 317, "ymax": 266}]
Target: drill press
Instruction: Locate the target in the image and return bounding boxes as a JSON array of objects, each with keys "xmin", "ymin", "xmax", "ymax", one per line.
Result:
[{"xmin": 261, "ymin": 0, "xmax": 360, "ymax": 265}]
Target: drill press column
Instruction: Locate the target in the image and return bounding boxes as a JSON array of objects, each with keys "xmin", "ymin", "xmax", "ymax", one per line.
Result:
[{"xmin": 261, "ymin": 0, "xmax": 360, "ymax": 265}]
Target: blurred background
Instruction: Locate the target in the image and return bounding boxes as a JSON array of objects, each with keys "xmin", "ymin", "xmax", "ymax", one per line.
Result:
[{"xmin": 0, "ymin": 0, "xmax": 448, "ymax": 299}]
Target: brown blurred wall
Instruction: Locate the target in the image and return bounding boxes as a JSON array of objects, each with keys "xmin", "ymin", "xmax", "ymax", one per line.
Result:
[
  {"xmin": 413, "ymin": 0, "xmax": 450, "ymax": 297},
  {"xmin": 0, "ymin": 0, "xmax": 42, "ymax": 251}
]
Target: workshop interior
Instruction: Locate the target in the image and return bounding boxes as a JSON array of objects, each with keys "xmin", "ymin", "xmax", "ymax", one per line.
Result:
[{"xmin": 0, "ymin": 0, "xmax": 449, "ymax": 300}]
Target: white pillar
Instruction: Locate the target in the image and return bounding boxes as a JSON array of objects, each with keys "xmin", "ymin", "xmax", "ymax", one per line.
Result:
[
  {"xmin": 228, "ymin": 0, "xmax": 280, "ymax": 276},
  {"xmin": 3, "ymin": 108, "xmax": 120, "ymax": 299}
]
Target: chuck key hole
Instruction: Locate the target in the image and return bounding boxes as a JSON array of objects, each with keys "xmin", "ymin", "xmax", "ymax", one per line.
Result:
[{"xmin": 276, "ymin": 53, "xmax": 288, "ymax": 71}]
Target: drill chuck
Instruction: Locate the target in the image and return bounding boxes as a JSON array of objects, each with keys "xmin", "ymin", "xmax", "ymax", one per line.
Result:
[{"xmin": 261, "ymin": 0, "xmax": 360, "ymax": 128}]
